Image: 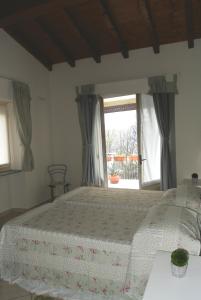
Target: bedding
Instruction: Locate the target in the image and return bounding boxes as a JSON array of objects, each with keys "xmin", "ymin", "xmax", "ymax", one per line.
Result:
[
  {"xmin": 0, "ymin": 187, "xmax": 200, "ymax": 300},
  {"xmin": 162, "ymin": 180, "xmax": 201, "ymax": 213},
  {"xmin": 126, "ymin": 204, "xmax": 201, "ymax": 299}
]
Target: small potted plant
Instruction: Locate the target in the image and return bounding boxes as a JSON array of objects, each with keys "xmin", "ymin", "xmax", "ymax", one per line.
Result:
[
  {"xmin": 171, "ymin": 248, "xmax": 189, "ymax": 278},
  {"xmin": 108, "ymin": 164, "xmax": 120, "ymax": 184},
  {"xmin": 128, "ymin": 154, "xmax": 138, "ymax": 161},
  {"xmin": 114, "ymin": 154, "xmax": 126, "ymax": 162}
]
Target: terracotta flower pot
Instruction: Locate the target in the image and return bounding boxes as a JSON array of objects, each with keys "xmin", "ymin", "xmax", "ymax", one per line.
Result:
[
  {"xmin": 128, "ymin": 155, "xmax": 138, "ymax": 161},
  {"xmin": 110, "ymin": 175, "xmax": 120, "ymax": 184},
  {"xmin": 114, "ymin": 156, "xmax": 126, "ymax": 161}
]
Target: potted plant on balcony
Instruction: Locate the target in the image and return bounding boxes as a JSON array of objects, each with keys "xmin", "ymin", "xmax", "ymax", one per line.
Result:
[
  {"xmin": 171, "ymin": 248, "xmax": 189, "ymax": 278},
  {"xmin": 109, "ymin": 164, "xmax": 120, "ymax": 184},
  {"xmin": 114, "ymin": 154, "xmax": 126, "ymax": 162},
  {"xmin": 128, "ymin": 154, "xmax": 138, "ymax": 161}
]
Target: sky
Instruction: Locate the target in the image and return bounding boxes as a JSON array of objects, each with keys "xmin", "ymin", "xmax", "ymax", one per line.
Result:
[{"xmin": 104, "ymin": 110, "xmax": 137, "ymax": 131}]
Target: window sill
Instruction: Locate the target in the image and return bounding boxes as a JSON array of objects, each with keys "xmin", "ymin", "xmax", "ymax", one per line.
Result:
[{"xmin": 0, "ymin": 169, "xmax": 22, "ymax": 177}]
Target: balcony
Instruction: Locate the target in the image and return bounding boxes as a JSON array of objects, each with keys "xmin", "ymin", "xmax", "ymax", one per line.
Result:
[{"xmin": 107, "ymin": 154, "xmax": 139, "ymax": 189}]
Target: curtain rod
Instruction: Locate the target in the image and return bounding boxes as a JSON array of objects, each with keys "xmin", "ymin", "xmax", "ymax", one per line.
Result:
[
  {"xmin": 0, "ymin": 74, "xmax": 29, "ymax": 85},
  {"xmin": 93, "ymin": 73, "xmax": 180, "ymax": 87}
]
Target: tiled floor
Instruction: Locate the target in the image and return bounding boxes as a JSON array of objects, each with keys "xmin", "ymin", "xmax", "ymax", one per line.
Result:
[
  {"xmin": 108, "ymin": 178, "xmax": 139, "ymax": 189},
  {"xmin": 0, "ymin": 280, "xmax": 32, "ymax": 300}
]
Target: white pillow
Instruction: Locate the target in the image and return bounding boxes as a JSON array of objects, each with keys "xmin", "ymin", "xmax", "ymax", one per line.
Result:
[
  {"xmin": 162, "ymin": 184, "xmax": 201, "ymax": 214},
  {"xmin": 131, "ymin": 204, "xmax": 201, "ymax": 299}
]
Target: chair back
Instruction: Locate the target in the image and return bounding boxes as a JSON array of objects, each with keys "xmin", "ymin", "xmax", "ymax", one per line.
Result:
[{"xmin": 48, "ymin": 164, "xmax": 67, "ymax": 185}]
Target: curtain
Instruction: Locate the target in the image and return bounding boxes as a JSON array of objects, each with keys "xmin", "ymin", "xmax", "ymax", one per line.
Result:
[
  {"xmin": 76, "ymin": 84, "xmax": 106, "ymax": 187},
  {"xmin": 139, "ymin": 94, "xmax": 161, "ymax": 186},
  {"xmin": 148, "ymin": 75, "xmax": 177, "ymax": 190},
  {"xmin": 12, "ymin": 80, "xmax": 34, "ymax": 171},
  {"xmin": 7, "ymin": 102, "xmax": 23, "ymax": 170}
]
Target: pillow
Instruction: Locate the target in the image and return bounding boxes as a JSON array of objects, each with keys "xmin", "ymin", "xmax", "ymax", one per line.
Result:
[
  {"xmin": 133, "ymin": 204, "xmax": 201, "ymax": 258},
  {"xmin": 162, "ymin": 188, "xmax": 177, "ymax": 201},
  {"xmin": 130, "ymin": 204, "xmax": 201, "ymax": 299},
  {"xmin": 162, "ymin": 184, "xmax": 201, "ymax": 214}
]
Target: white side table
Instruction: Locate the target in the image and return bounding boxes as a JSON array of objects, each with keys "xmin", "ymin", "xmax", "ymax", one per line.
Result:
[{"xmin": 143, "ymin": 251, "xmax": 201, "ymax": 300}]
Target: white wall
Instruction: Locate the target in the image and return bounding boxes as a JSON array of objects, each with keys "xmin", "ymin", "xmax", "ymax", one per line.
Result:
[
  {"xmin": 4, "ymin": 29, "xmax": 199, "ymax": 212},
  {"xmin": 0, "ymin": 29, "xmax": 52, "ymax": 212},
  {"xmin": 50, "ymin": 39, "xmax": 201, "ymax": 187}
]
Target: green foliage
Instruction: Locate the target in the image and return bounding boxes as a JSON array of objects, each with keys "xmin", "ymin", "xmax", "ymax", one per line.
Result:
[
  {"xmin": 171, "ymin": 248, "xmax": 189, "ymax": 267},
  {"xmin": 108, "ymin": 164, "xmax": 120, "ymax": 176}
]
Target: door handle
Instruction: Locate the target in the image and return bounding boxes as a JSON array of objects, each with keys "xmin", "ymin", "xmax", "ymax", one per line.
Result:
[{"xmin": 139, "ymin": 154, "xmax": 147, "ymax": 165}]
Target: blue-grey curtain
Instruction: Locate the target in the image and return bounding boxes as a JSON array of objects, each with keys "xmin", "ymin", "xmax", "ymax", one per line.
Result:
[
  {"xmin": 12, "ymin": 80, "xmax": 34, "ymax": 171},
  {"xmin": 148, "ymin": 75, "xmax": 177, "ymax": 190},
  {"xmin": 76, "ymin": 84, "xmax": 106, "ymax": 187}
]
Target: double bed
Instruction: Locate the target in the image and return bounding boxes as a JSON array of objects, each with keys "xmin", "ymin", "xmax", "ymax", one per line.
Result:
[{"xmin": 0, "ymin": 185, "xmax": 200, "ymax": 300}]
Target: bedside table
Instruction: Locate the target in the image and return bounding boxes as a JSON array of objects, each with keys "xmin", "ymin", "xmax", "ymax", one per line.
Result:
[{"xmin": 143, "ymin": 251, "xmax": 201, "ymax": 300}]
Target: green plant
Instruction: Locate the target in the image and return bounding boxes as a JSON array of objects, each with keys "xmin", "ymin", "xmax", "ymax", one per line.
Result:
[
  {"xmin": 171, "ymin": 248, "xmax": 189, "ymax": 267},
  {"xmin": 108, "ymin": 164, "xmax": 120, "ymax": 176}
]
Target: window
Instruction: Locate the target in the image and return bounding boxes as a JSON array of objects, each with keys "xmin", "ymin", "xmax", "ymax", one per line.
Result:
[
  {"xmin": 0, "ymin": 100, "xmax": 22, "ymax": 172},
  {"xmin": 0, "ymin": 103, "xmax": 10, "ymax": 170},
  {"xmin": 0, "ymin": 79, "xmax": 32, "ymax": 173}
]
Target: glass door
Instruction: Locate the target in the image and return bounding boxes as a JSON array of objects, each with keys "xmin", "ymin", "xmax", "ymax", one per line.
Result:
[
  {"xmin": 137, "ymin": 94, "xmax": 161, "ymax": 189},
  {"xmin": 103, "ymin": 95, "xmax": 139, "ymax": 189}
]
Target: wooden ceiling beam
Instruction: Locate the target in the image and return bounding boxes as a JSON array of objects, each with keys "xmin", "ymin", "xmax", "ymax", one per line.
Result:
[
  {"xmin": 143, "ymin": 0, "xmax": 160, "ymax": 54},
  {"xmin": 5, "ymin": 27, "xmax": 52, "ymax": 71},
  {"xmin": 63, "ymin": 9, "xmax": 101, "ymax": 63},
  {"xmin": 0, "ymin": 0, "xmax": 87, "ymax": 28},
  {"xmin": 99, "ymin": 0, "xmax": 129, "ymax": 58},
  {"xmin": 36, "ymin": 19, "xmax": 75, "ymax": 67},
  {"xmin": 185, "ymin": 0, "xmax": 194, "ymax": 48}
]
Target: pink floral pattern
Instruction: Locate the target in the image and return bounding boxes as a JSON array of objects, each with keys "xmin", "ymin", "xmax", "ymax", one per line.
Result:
[
  {"xmin": 0, "ymin": 187, "xmax": 164, "ymax": 299},
  {"xmin": 16, "ymin": 239, "xmax": 128, "ymax": 267},
  {"xmin": 2, "ymin": 260, "xmax": 130, "ymax": 296}
]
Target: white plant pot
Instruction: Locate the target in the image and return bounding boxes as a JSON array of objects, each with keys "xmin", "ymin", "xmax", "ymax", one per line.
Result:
[{"xmin": 171, "ymin": 263, "xmax": 188, "ymax": 278}]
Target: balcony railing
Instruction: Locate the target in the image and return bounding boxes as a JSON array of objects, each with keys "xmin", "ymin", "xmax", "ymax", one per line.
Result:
[{"xmin": 107, "ymin": 155, "xmax": 139, "ymax": 180}]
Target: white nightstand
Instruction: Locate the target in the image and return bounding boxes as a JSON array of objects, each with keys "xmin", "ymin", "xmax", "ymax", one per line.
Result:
[{"xmin": 143, "ymin": 251, "xmax": 201, "ymax": 300}]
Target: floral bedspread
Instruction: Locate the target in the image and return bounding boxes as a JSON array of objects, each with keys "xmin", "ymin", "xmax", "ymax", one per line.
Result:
[
  {"xmin": 0, "ymin": 187, "xmax": 164, "ymax": 300},
  {"xmin": 0, "ymin": 187, "xmax": 200, "ymax": 299},
  {"xmin": 127, "ymin": 204, "xmax": 201, "ymax": 299}
]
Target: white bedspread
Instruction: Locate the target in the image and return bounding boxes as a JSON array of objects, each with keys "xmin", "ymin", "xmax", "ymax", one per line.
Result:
[
  {"xmin": 126, "ymin": 204, "xmax": 201, "ymax": 299},
  {"xmin": 0, "ymin": 187, "xmax": 200, "ymax": 300}
]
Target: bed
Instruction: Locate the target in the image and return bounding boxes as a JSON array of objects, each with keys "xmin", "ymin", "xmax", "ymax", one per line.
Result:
[{"xmin": 0, "ymin": 186, "xmax": 200, "ymax": 300}]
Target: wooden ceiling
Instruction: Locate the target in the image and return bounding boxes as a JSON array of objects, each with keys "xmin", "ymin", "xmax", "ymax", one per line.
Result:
[{"xmin": 1, "ymin": 0, "xmax": 201, "ymax": 70}]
